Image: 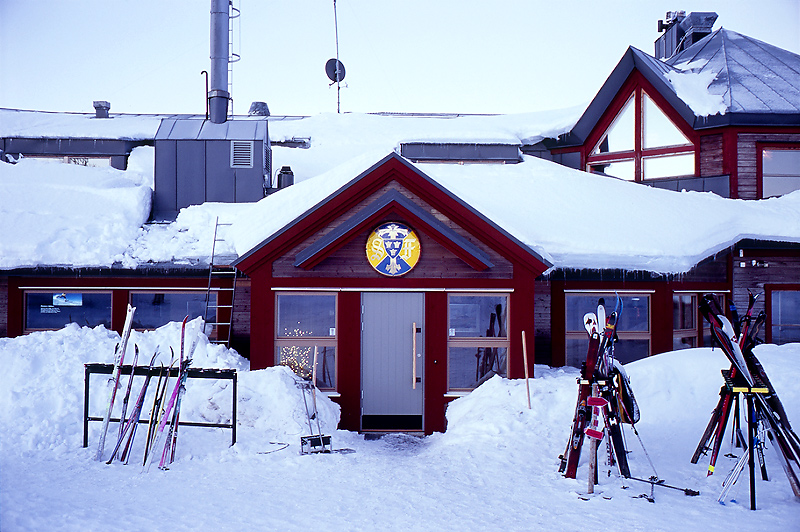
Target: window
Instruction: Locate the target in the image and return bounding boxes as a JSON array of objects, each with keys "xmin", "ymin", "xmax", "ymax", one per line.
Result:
[
  {"xmin": 565, "ymin": 292, "xmax": 651, "ymax": 367},
  {"xmin": 673, "ymin": 294, "xmax": 697, "ymax": 350},
  {"xmin": 771, "ymin": 290, "xmax": 800, "ymax": 344},
  {"xmin": 447, "ymin": 294, "xmax": 509, "ymax": 391},
  {"xmin": 761, "ymin": 147, "xmax": 800, "ymax": 198},
  {"xmin": 587, "ymin": 90, "xmax": 694, "ymax": 182},
  {"xmin": 275, "ymin": 293, "xmax": 337, "ymax": 390},
  {"xmin": 24, "ymin": 291, "xmax": 111, "ymax": 331},
  {"xmin": 130, "ymin": 291, "xmax": 214, "ymax": 330}
]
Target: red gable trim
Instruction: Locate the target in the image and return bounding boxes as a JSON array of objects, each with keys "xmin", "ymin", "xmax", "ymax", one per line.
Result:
[
  {"xmin": 235, "ymin": 153, "xmax": 551, "ymax": 276},
  {"xmin": 294, "ymin": 189, "xmax": 494, "ymax": 271}
]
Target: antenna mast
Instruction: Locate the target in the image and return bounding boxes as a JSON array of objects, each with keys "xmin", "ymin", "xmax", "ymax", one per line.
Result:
[{"xmin": 333, "ymin": 0, "xmax": 341, "ymax": 113}]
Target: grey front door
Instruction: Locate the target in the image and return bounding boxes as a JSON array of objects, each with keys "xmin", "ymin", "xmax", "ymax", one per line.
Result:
[{"xmin": 361, "ymin": 292, "xmax": 424, "ymax": 431}]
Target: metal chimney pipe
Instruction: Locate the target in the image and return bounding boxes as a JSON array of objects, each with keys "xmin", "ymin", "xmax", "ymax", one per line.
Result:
[{"xmin": 209, "ymin": 0, "xmax": 230, "ymax": 123}]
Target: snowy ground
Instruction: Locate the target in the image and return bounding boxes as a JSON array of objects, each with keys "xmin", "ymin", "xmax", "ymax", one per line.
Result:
[{"xmin": 2, "ymin": 324, "xmax": 799, "ymax": 531}]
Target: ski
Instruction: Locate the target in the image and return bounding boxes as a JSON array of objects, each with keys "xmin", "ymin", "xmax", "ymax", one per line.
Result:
[
  {"xmin": 95, "ymin": 304, "xmax": 136, "ymax": 461},
  {"xmin": 144, "ymin": 317, "xmax": 189, "ymax": 471},
  {"xmin": 167, "ymin": 318, "xmax": 202, "ymax": 465},
  {"xmin": 116, "ymin": 345, "xmax": 140, "ymax": 444},
  {"xmin": 561, "ymin": 331, "xmax": 601, "ymax": 477},
  {"xmin": 106, "ymin": 349, "xmax": 158, "ymax": 464}
]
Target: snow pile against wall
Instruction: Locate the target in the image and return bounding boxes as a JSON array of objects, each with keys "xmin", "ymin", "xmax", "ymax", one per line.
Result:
[
  {"xmin": 0, "ymin": 158, "xmax": 152, "ymax": 268},
  {"xmin": 0, "ymin": 320, "xmax": 339, "ymax": 459},
  {"xmin": 1, "ymin": 322, "xmax": 799, "ymax": 530}
]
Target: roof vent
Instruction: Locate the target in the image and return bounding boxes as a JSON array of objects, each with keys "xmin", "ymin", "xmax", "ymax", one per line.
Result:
[
  {"xmin": 249, "ymin": 101, "xmax": 270, "ymax": 116},
  {"xmin": 230, "ymin": 140, "xmax": 254, "ymax": 168},
  {"xmin": 92, "ymin": 101, "xmax": 110, "ymax": 119}
]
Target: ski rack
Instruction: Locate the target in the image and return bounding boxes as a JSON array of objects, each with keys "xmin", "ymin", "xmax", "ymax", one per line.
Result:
[{"xmin": 83, "ymin": 363, "xmax": 238, "ymax": 448}]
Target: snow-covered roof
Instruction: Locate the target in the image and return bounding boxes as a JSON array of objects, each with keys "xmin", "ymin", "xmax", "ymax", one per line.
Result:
[
  {"xmin": 230, "ymin": 151, "xmax": 800, "ymax": 275},
  {"xmin": 667, "ymin": 29, "xmax": 800, "ymax": 117},
  {"xmin": 2, "ymin": 109, "xmax": 799, "ymax": 275},
  {"xmin": 0, "ymin": 108, "xmax": 169, "ymax": 140}
]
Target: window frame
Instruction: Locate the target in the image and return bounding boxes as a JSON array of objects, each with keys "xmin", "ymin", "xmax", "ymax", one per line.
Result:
[
  {"xmin": 23, "ymin": 289, "xmax": 113, "ymax": 333},
  {"xmin": 446, "ymin": 292, "xmax": 510, "ymax": 392},
  {"xmin": 586, "ymin": 88, "xmax": 696, "ymax": 183},
  {"xmin": 757, "ymin": 142, "xmax": 800, "ymax": 199},
  {"xmin": 128, "ymin": 289, "xmax": 214, "ymax": 331},
  {"xmin": 564, "ymin": 291, "xmax": 652, "ymax": 367},
  {"xmin": 766, "ymin": 284, "xmax": 800, "ymax": 345},
  {"xmin": 274, "ymin": 291, "xmax": 338, "ymax": 391}
]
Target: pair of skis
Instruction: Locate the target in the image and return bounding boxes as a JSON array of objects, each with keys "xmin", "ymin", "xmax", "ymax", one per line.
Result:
[
  {"xmin": 95, "ymin": 305, "xmax": 137, "ymax": 461},
  {"xmin": 143, "ymin": 316, "xmax": 201, "ymax": 471}
]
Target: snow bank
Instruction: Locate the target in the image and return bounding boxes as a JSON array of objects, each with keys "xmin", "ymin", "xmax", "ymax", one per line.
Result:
[
  {"xmin": 0, "ymin": 320, "xmax": 338, "ymax": 460},
  {"xmin": 1, "ymin": 322, "xmax": 799, "ymax": 531},
  {"xmin": 0, "ymin": 158, "xmax": 151, "ymax": 268}
]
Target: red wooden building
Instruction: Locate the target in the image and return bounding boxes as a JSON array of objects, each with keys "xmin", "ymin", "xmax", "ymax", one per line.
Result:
[{"xmin": 233, "ymin": 153, "xmax": 550, "ymax": 433}]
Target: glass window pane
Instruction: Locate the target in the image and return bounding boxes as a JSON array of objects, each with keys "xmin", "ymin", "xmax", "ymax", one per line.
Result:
[
  {"xmin": 566, "ymin": 338, "xmax": 591, "ymax": 368},
  {"xmin": 673, "ymin": 294, "xmax": 696, "ymax": 330},
  {"xmin": 643, "ymin": 93, "xmax": 691, "ymax": 149},
  {"xmin": 590, "ymin": 159, "xmax": 635, "ymax": 181},
  {"xmin": 772, "ymin": 291, "xmax": 800, "ymax": 345},
  {"xmin": 130, "ymin": 292, "xmax": 213, "ymax": 329},
  {"xmin": 276, "ymin": 345, "xmax": 336, "ymax": 389},
  {"xmin": 277, "ymin": 294, "xmax": 336, "ymax": 338},
  {"xmin": 643, "ymin": 153, "xmax": 694, "ymax": 179},
  {"xmin": 566, "ymin": 294, "xmax": 649, "ymax": 332},
  {"xmin": 25, "ymin": 292, "xmax": 111, "ymax": 330},
  {"xmin": 448, "ymin": 346, "xmax": 507, "ymax": 389},
  {"xmin": 763, "ymin": 149, "xmax": 800, "ymax": 198},
  {"xmin": 591, "ymin": 96, "xmax": 635, "ymax": 155},
  {"xmin": 642, "ymin": 153, "xmax": 694, "ymax": 179},
  {"xmin": 673, "ymin": 336, "xmax": 697, "ymax": 350},
  {"xmin": 612, "ymin": 339, "xmax": 650, "ymax": 364},
  {"xmin": 448, "ymin": 295, "xmax": 507, "ymax": 338}
]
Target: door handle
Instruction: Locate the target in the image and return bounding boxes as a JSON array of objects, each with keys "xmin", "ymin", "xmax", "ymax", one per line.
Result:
[{"xmin": 412, "ymin": 322, "xmax": 418, "ymax": 389}]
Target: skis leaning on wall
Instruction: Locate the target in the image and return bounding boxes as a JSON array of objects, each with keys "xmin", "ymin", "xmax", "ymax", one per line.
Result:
[{"xmin": 95, "ymin": 304, "xmax": 136, "ymax": 461}]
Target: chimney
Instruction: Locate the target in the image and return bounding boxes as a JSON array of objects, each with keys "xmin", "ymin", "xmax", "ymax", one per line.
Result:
[
  {"xmin": 92, "ymin": 100, "xmax": 111, "ymax": 118},
  {"xmin": 209, "ymin": 0, "xmax": 230, "ymax": 123},
  {"xmin": 655, "ymin": 11, "xmax": 717, "ymax": 60}
]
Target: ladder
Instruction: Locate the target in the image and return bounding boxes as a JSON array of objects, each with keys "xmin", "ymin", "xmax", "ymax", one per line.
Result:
[{"xmin": 204, "ymin": 217, "xmax": 237, "ymax": 347}]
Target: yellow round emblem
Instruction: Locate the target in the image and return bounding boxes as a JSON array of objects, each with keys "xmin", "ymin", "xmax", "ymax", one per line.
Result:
[{"xmin": 366, "ymin": 222, "xmax": 421, "ymax": 276}]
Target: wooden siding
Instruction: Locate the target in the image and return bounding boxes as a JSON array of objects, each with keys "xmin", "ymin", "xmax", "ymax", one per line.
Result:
[
  {"xmin": 272, "ymin": 181, "xmax": 513, "ymax": 279},
  {"xmin": 737, "ymin": 132, "xmax": 800, "ymax": 199},
  {"xmin": 699, "ymin": 134, "xmax": 724, "ymax": 177},
  {"xmin": 732, "ymin": 249, "xmax": 800, "ymax": 322},
  {"xmin": 230, "ymin": 277, "xmax": 251, "ymax": 356}
]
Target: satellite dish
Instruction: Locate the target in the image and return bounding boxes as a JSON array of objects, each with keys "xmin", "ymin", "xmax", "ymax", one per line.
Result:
[{"xmin": 325, "ymin": 58, "xmax": 346, "ymax": 83}]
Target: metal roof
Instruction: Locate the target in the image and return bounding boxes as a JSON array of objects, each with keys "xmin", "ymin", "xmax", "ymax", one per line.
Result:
[
  {"xmin": 554, "ymin": 29, "xmax": 800, "ymax": 148},
  {"xmin": 667, "ymin": 28, "xmax": 800, "ymax": 116},
  {"xmin": 155, "ymin": 117, "xmax": 267, "ymax": 141}
]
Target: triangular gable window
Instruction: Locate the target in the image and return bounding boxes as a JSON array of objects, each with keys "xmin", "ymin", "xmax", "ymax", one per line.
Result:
[
  {"xmin": 591, "ymin": 95, "xmax": 634, "ymax": 156},
  {"xmin": 643, "ymin": 92, "xmax": 692, "ymax": 149},
  {"xmin": 587, "ymin": 87, "xmax": 695, "ymax": 182}
]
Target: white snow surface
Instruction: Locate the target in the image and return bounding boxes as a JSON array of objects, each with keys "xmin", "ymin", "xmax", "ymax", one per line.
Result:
[
  {"xmin": 231, "ymin": 153, "xmax": 800, "ymax": 274},
  {"xmin": 1, "ymin": 323, "xmax": 799, "ymax": 531},
  {"xmin": 3, "ymin": 110, "xmax": 800, "ymax": 274},
  {"xmin": 0, "ymin": 108, "xmax": 166, "ymax": 140},
  {"xmin": 664, "ymin": 69, "xmax": 727, "ymax": 117}
]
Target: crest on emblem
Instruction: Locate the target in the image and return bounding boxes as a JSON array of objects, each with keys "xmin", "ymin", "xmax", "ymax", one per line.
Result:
[{"xmin": 366, "ymin": 222, "xmax": 421, "ymax": 276}]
